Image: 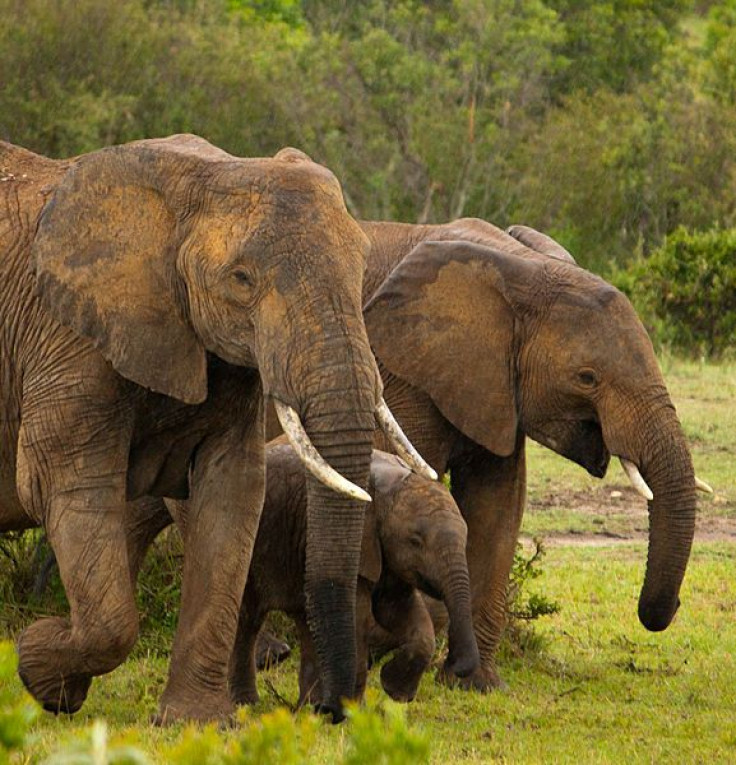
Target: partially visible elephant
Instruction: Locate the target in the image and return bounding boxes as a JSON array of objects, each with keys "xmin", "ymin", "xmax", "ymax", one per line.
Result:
[
  {"xmin": 225, "ymin": 443, "xmax": 478, "ymax": 707},
  {"xmin": 0, "ymin": 136, "xmax": 431, "ymax": 724},
  {"xmin": 259, "ymin": 216, "xmax": 702, "ymax": 692},
  {"xmin": 362, "ymin": 225, "xmax": 702, "ymax": 690}
]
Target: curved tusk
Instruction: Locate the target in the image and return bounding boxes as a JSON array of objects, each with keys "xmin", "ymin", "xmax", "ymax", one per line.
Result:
[
  {"xmin": 620, "ymin": 458, "xmax": 654, "ymax": 501},
  {"xmin": 695, "ymin": 476, "xmax": 713, "ymax": 494},
  {"xmin": 273, "ymin": 400, "xmax": 371, "ymax": 503},
  {"xmin": 375, "ymin": 399, "xmax": 438, "ymax": 481}
]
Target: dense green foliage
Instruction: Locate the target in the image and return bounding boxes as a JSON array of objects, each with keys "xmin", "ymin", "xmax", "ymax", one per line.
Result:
[
  {"xmin": 2, "ymin": 0, "xmax": 736, "ymax": 274},
  {"xmin": 615, "ymin": 227, "xmax": 736, "ymax": 358}
]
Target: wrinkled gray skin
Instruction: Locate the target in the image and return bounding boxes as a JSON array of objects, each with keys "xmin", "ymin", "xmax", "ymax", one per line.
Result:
[
  {"xmin": 0, "ymin": 136, "xmax": 382, "ymax": 724},
  {"xmin": 125, "ymin": 216, "xmax": 697, "ymax": 696},
  {"xmin": 222, "ymin": 443, "xmax": 478, "ymax": 706},
  {"xmin": 362, "ymin": 222, "xmax": 696, "ymax": 691}
]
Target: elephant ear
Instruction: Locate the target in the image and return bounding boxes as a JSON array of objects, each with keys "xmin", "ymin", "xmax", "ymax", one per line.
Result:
[
  {"xmin": 365, "ymin": 240, "xmax": 542, "ymax": 457},
  {"xmin": 359, "ymin": 451, "xmax": 410, "ymax": 583},
  {"xmin": 506, "ymin": 225, "xmax": 577, "ymax": 264},
  {"xmin": 359, "ymin": 499, "xmax": 382, "ymax": 585},
  {"xmin": 31, "ymin": 135, "xmax": 233, "ymax": 404}
]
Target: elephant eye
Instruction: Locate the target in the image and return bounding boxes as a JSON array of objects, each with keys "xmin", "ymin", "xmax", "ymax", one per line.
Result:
[
  {"xmin": 577, "ymin": 369, "xmax": 599, "ymax": 388},
  {"xmin": 232, "ymin": 268, "xmax": 254, "ymax": 287}
]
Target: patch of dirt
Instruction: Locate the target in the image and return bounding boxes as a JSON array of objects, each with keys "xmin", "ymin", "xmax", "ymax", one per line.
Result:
[{"xmin": 525, "ymin": 483, "xmax": 736, "ymax": 546}]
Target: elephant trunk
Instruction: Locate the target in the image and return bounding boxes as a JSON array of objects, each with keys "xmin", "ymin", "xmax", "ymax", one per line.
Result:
[
  {"xmin": 287, "ymin": 325, "xmax": 379, "ymax": 722},
  {"xmin": 303, "ymin": 406, "xmax": 375, "ymax": 720},
  {"xmin": 636, "ymin": 413, "xmax": 697, "ymax": 631},
  {"xmin": 436, "ymin": 547, "xmax": 479, "ymax": 678}
]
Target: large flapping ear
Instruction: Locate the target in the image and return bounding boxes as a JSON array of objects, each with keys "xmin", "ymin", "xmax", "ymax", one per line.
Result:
[
  {"xmin": 359, "ymin": 451, "xmax": 410, "ymax": 583},
  {"xmin": 506, "ymin": 225, "xmax": 577, "ymax": 264},
  {"xmin": 31, "ymin": 135, "xmax": 232, "ymax": 404},
  {"xmin": 365, "ymin": 240, "xmax": 542, "ymax": 457}
]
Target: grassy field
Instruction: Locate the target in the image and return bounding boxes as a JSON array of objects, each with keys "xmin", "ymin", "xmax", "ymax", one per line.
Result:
[{"xmin": 2, "ymin": 358, "xmax": 734, "ymax": 763}]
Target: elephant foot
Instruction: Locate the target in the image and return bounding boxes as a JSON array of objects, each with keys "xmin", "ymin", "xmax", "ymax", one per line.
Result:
[
  {"xmin": 380, "ymin": 655, "xmax": 429, "ymax": 702},
  {"xmin": 230, "ymin": 682, "xmax": 260, "ymax": 707},
  {"xmin": 153, "ymin": 690, "xmax": 236, "ymax": 726},
  {"xmin": 17, "ymin": 617, "xmax": 93, "ymax": 714},
  {"xmin": 436, "ymin": 661, "xmax": 507, "ymax": 693},
  {"xmin": 255, "ymin": 630, "xmax": 291, "ymax": 671},
  {"xmin": 314, "ymin": 699, "xmax": 346, "ymax": 725}
]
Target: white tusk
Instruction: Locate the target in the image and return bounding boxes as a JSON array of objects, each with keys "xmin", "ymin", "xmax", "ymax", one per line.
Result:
[
  {"xmin": 620, "ymin": 458, "xmax": 654, "ymax": 501},
  {"xmin": 375, "ymin": 399, "xmax": 438, "ymax": 481},
  {"xmin": 695, "ymin": 476, "xmax": 713, "ymax": 494},
  {"xmin": 273, "ymin": 400, "xmax": 372, "ymax": 503}
]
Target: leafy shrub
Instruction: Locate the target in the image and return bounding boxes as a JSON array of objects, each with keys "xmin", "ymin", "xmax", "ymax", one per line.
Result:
[
  {"xmin": 164, "ymin": 698, "xmax": 426, "ymax": 765},
  {"xmin": 0, "ymin": 641, "xmax": 39, "ymax": 761},
  {"xmin": 614, "ymin": 227, "xmax": 736, "ymax": 358},
  {"xmin": 343, "ymin": 692, "xmax": 429, "ymax": 765},
  {"xmin": 503, "ymin": 538, "xmax": 561, "ymax": 657}
]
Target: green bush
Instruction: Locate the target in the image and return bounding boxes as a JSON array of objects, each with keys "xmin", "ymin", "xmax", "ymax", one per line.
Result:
[
  {"xmin": 614, "ymin": 227, "xmax": 736, "ymax": 358},
  {"xmin": 0, "ymin": 642, "xmax": 39, "ymax": 762},
  {"xmin": 503, "ymin": 538, "xmax": 561, "ymax": 657}
]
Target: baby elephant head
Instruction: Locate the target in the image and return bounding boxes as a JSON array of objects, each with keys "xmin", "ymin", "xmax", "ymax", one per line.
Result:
[{"xmin": 371, "ymin": 462, "xmax": 479, "ymax": 680}]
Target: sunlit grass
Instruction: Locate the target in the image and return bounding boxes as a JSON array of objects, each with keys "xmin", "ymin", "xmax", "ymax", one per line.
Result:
[{"xmin": 2, "ymin": 357, "xmax": 735, "ymax": 763}]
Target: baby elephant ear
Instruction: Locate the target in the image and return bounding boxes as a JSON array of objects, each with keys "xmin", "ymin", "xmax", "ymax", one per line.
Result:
[
  {"xmin": 365, "ymin": 240, "xmax": 536, "ymax": 457},
  {"xmin": 31, "ymin": 136, "xmax": 217, "ymax": 404}
]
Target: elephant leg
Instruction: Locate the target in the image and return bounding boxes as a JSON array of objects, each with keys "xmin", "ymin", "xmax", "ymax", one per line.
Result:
[
  {"xmin": 229, "ymin": 604, "xmax": 263, "ymax": 706},
  {"xmin": 296, "ymin": 616, "xmax": 322, "ymax": 707},
  {"xmin": 124, "ymin": 496, "xmax": 173, "ymax": 588},
  {"xmin": 254, "ymin": 629, "xmax": 292, "ymax": 671},
  {"xmin": 156, "ymin": 409, "xmax": 266, "ymax": 725},
  {"xmin": 353, "ymin": 582, "xmax": 373, "ymax": 701},
  {"xmin": 442, "ymin": 435, "xmax": 526, "ymax": 691},
  {"xmin": 374, "ymin": 588, "xmax": 435, "ymax": 702},
  {"xmin": 15, "ymin": 390, "xmax": 138, "ymax": 714}
]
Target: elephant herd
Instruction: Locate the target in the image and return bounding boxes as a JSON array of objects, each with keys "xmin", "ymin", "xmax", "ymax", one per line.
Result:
[{"xmin": 0, "ymin": 135, "xmax": 706, "ymax": 725}]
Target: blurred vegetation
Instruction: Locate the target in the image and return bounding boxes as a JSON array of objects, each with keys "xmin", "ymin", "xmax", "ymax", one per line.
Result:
[
  {"xmin": 2, "ymin": 0, "xmax": 736, "ymax": 276},
  {"xmin": 614, "ymin": 227, "xmax": 736, "ymax": 358}
]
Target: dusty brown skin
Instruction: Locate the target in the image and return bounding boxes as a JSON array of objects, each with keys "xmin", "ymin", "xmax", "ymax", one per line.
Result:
[
  {"xmin": 0, "ymin": 136, "xmax": 382, "ymax": 723},
  {"xmin": 225, "ymin": 443, "xmax": 478, "ymax": 706},
  {"xmin": 125, "ymin": 216, "xmax": 697, "ymax": 694},
  {"xmin": 361, "ymin": 222, "xmax": 696, "ymax": 691}
]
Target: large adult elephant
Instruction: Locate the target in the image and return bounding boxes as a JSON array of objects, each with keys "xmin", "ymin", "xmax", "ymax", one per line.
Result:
[
  {"xmin": 0, "ymin": 136, "xmax": 430, "ymax": 724},
  {"xmin": 360, "ymin": 219, "xmax": 703, "ymax": 690}
]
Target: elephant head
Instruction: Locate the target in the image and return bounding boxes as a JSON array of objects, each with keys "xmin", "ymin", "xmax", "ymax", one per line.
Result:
[
  {"xmin": 30, "ymin": 134, "xmax": 432, "ymax": 720},
  {"xmin": 364, "ymin": 455, "xmax": 479, "ymax": 680},
  {"xmin": 365, "ymin": 240, "xmax": 699, "ymax": 633}
]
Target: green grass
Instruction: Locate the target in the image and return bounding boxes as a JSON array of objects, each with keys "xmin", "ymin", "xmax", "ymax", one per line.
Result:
[{"xmin": 2, "ymin": 357, "xmax": 735, "ymax": 763}]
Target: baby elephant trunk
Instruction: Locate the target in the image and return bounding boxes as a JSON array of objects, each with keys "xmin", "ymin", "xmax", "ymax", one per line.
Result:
[{"xmin": 436, "ymin": 544, "xmax": 479, "ymax": 678}]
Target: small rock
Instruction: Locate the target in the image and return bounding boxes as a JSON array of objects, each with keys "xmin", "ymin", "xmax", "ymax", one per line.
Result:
[{"xmin": 610, "ymin": 490, "xmax": 623, "ymax": 499}]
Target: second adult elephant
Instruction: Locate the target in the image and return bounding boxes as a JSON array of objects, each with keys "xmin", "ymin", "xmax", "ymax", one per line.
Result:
[{"xmin": 363, "ymin": 229, "xmax": 701, "ymax": 690}]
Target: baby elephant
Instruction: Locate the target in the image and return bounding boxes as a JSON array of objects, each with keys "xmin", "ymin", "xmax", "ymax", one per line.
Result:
[{"xmin": 229, "ymin": 443, "xmax": 479, "ymax": 706}]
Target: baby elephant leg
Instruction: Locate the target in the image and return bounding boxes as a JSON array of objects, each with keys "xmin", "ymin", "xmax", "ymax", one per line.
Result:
[
  {"xmin": 295, "ymin": 617, "xmax": 323, "ymax": 708},
  {"xmin": 229, "ymin": 607, "xmax": 264, "ymax": 706},
  {"xmin": 374, "ymin": 589, "xmax": 436, "ymax": 702}
]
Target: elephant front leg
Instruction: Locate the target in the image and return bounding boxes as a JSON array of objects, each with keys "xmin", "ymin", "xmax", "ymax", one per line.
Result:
[
  {"xmin": 16, "ymin": 415, "xmax": 138, "ymax": 714},
  {"xmin": 228, "ymin": 603, "xmax": 264, "ymax": 706},
  {"xmin": 373, "ymin": 586, "xmax": 435, "ymax": 702},
  {"xmin": 156, "ymin": 414, "xmax": 265, "ymax": 724},
  {"xmin": 442, "ymin": 436, "xmax": 526, "ymax": 691}
]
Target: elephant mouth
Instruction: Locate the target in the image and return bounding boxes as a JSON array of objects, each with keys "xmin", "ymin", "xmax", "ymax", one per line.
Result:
[
  {"xmin": 273, "ymin": 397, "xmax": 437, "ymax": 501},
  {"xmin": 530, "ymin": 419, "xmax": 610, "ymax": 478},
  {"xmin": 415, "ymin": 574, "xmax": 443, "ymax": 601}
]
